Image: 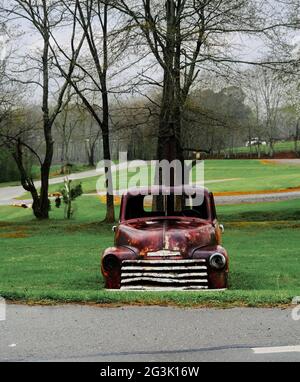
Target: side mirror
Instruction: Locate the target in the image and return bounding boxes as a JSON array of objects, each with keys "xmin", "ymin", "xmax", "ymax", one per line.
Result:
[
  {"xmin": 112, "ymin": 226, "xmax": 117, "ymax": 233},
  {"xmin": 219, "ymin": 224, "xmax": 225, "ymax": 234}
]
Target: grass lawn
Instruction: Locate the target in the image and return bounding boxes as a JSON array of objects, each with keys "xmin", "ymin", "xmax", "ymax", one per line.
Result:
[
  {"xmin": 11, "ymin": 159, "xmax": 300, "ymax": 201},
  {"xmin": 204, "ymin": 159, "xmax": 300, "ymax": 193},
  {"xmin": 14, "ymin": 159, "xmax": 300, "ymax": 200},
  {"xmin": 0, "ymin": 196, "xmax": 300, "ymax": 307},
  {"xmin": 224, "ymin": 140, "xmax": 300, "ymax": 156}
]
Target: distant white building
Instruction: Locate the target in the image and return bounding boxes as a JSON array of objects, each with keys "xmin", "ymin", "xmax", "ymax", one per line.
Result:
[{"xmin": 246, "ymin": 138, "xmax": 267, "ymax": 147}]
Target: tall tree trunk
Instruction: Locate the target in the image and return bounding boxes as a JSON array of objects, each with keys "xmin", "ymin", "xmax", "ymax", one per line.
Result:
[
  {"xmin": 257, "ymin": 143, "xmax": 261, "ymax": 159},
  {"xmin": 61, "ymin": 139, "xmax": 65, "ymax": 163},
  {"xmin": 156, "ymin": 0, "xmax": 183, "ymax": 181},
  {"xmin": 88, "ymin": 149, "xmax": 95, "ymax": 167},
  {"xmin": 12, "ymin": 139, "xmax": 42, "ymax": 219},
  {"xmin": 86, "ymin": 140, "xmax": 95, "ymax": 167},
  {"xmin": 248, "ymin": 127, "xmax": 252, "ymax": 158},
  {"xmin": 39, "ymin": 138, "xmax": 53, "ymax": 220},
  {"xmin": 19, "ymin": 17, "xmax": 53, "ymax": 221},
  {"xmin": 295, "ymin": 119, "xmax": 299, "ymax": 156},
  {"xmin": 269, "ymin": 137, "xmax": 274, "ymax": 158},
  {"xmin": 102, "ymin": 2, "xmax": 115, "ymax": 223},
  {"xmin": 102, "ymin": 87, "xmax": 115, "ymax": 223},
  {"xmin": 38, "ymin": 24, "xmax": 52, "ymax": 220},
  {"xmin": 154, "ymin": 0, "xmax": 184, "ymax": 211}
]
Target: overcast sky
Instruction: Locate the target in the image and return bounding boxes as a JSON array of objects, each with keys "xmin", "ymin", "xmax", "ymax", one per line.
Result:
[{"xmin": 2, "ymin": 1, "xmax": 299, "ymax": 105}]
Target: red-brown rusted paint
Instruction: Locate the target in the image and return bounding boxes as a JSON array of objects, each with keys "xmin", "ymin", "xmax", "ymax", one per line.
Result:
[{"xmin": 101, "ymin": 187, "xmax": 229, "ymax": 290}]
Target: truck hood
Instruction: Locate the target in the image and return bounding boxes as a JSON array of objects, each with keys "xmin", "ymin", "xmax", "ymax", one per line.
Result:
[{"xmin": 116, "ymin": 218, "xmax": 216, "ymax": 257}]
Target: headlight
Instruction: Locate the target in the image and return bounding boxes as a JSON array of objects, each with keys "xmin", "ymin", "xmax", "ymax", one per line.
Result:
[
  {"xmin": 103, "ymin": 255, "xmax": 120, "ymax": 272},
  {"xmin": 209, "ymin": 253, "xmax": 226, "ymax": 270}
]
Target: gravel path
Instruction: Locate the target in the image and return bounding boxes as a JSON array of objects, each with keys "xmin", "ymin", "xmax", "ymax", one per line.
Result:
[{"xmin": 267, "ymin": 159, "xmax": 300, "ymax": 166}]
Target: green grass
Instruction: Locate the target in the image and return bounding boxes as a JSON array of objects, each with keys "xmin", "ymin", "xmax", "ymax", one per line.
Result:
[
  {"xmin": 48, "ymin": 159, "xmax": 300, "ymax": 195},
  {"xmin": 7, "ymin": 159, "xmax": 300, "ymax": 200},
  {"xmin": 0, "ymin": 196, "xmax": 300, "ymax": 307},
  {"xmin": 219, "ymin": 199, "xmax": 300, "ymax": 222},
  {"xmin": 224, "ymin": 140, "xmax": 300, "ymax": 156},
  {"xmin": 203, "ymin": 159, "xmax": 300, "ymax": 192},
  {"xmin": 0, "ymin": 164, "xmax": 93, "ymax": 188}
]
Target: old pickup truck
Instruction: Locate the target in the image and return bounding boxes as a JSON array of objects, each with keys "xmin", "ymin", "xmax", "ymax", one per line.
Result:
[{"xmin": 101, "ymin": 186, "xmax": 228, "ymax": 291}]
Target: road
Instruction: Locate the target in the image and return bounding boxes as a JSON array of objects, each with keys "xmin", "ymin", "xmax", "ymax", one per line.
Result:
[
  {"xmin": 0, "ymin": 168, "xmax": 103, "ymax": 206},
  {"xmin": 216, "ymin": 190, "xmax": 300, "ymax": 205},
  {"xmin": 0, "ymin": 164, "xmax": 127, "ymax": 206},
  {"xmin": 0, "ymin": 304, "xmax": 300, "ymax": 362}
]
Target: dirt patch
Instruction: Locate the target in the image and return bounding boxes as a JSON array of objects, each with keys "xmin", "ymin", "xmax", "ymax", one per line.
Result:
[
  {"xmin": 260, "ymin": 160, "xmax": 277, "ymax": 166},
  {"xmin": 99, "ymin": 195, "xmax": 121, "ymax": 206},
  {"xmin": 5, "ymin": 298, "xmax": 293, "ymax": 310},
  {"xmin": 13, "ymin": 225, "xmax": 29, "ymax": 232},
  {"xmin": 0, "ymin": 222, "xmax": 13, "ymax": 229},
  {"xmin": 215, "ymin": 186, "xmax": 300, "ymax": 197},
  {"xmin": 0, "ymin": 224, "xmax": 30, "ymax": 239},
  {"xmin": 274, "ymin": 151, "xmax": 299, "ymax": 159},
  {"xmin": 0, "ymin": 232, "xmax": 30, "ymax": 239}
]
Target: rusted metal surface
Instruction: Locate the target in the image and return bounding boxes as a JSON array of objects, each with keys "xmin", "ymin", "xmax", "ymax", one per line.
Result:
[
  {"xmin": 101, "ymin": 187, "xmax": 229, "ymax": 290},
  {"xmin": 116, "ymin": 219, "xmax": 217, "ymax": 258}
]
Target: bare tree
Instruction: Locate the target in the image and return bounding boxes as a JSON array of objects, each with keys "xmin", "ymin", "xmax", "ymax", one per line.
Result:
[
  {"xmin": 260, "ymin": 69, "xmax": 283, "ymax": 157},
  {"xmin": 54, "ymin": 98, "xmax": 85, "ymax": 165},
  {"xmin": 84, "ymin": 113, "xmax": 102, "ymax": 167},
  {"xmin": 240, "ymin": 70, "xmax": 267, "ymax": 158},
  {"xmin": 0, "ymin": 0, "xmax": 84, "ymax": 219},
  {"xmin": 49, "ymin": 0, "xmax": 131, "ymax": 222},
  {"xmin": 243, "ymin": 66, "xmax": 284, "ymax": 157},
  {"xmin": 182, "ymin": 86, "xmax": 251, "ymax": 157},
  {"xmin": 48, "ymin": 0, "xmax": 123, "ymax": 222},
  {"xmin": 0, "ymin": 21, "xmax": 11, "ymax": 123},
  {"xmin": 112, "ymin": 0, "xmax": 291, "ymax": 168},
  {"xmin": 0, "ymin": 23, "xmax": 40, "ymax": 190},
  {"xmin": 282, "ymin": 81, "xmax": 300, "ymax": 155}
]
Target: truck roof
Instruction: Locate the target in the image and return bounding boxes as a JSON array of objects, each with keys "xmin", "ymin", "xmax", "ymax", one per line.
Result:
[{"xmin": 123, "ymin": 186, "xmax": 210, "ymax": 197}]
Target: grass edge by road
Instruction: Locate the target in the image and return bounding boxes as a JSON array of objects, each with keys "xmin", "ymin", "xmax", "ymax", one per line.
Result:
[
  {"xmin": 0, "ymin": 289, "xmax": 298, "ymax": 309},
  {"xmin": 1, "ymin": 194, "xmax": 300, "ymax": 309}
]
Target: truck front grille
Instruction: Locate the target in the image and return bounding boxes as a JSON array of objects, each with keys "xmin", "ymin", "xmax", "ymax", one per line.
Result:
[{"xmin": 120, "ymin": 259, "xmax": 208, "ymax": 291}]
